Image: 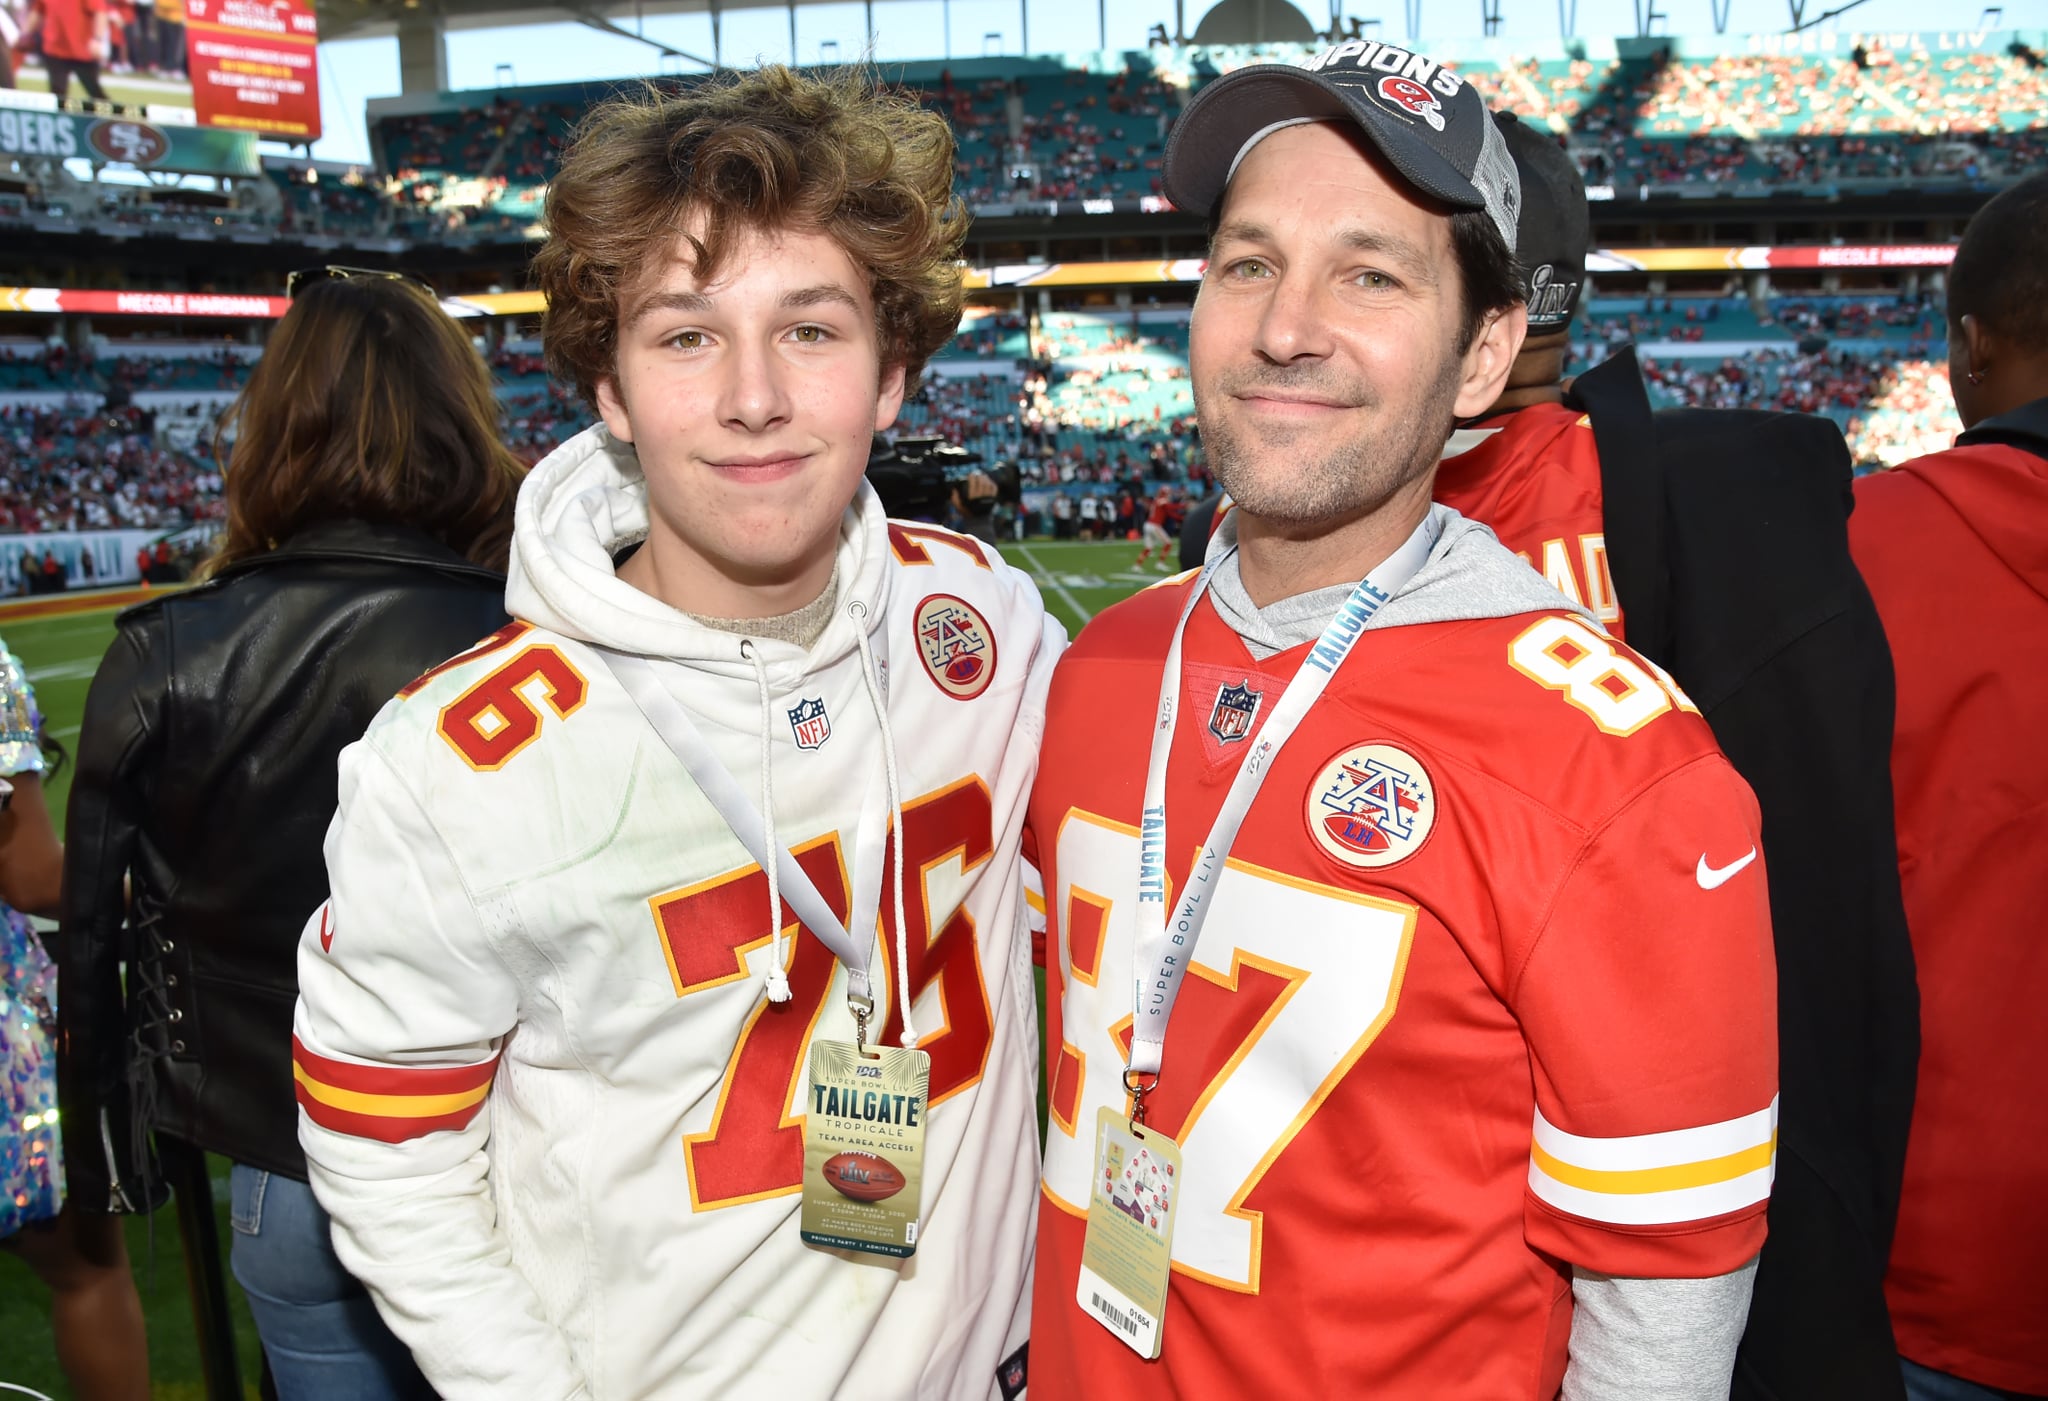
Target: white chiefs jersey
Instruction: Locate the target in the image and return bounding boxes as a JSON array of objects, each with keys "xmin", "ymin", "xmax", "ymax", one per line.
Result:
[{"xmin": 294, "ymin": 426, "xmax": 1064, "ymax": 1400}]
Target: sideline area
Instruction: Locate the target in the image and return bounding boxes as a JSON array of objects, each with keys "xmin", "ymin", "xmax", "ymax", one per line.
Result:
[{"xmin": 0, "ymin": 584, "xmax": 181, "ymax": 625}]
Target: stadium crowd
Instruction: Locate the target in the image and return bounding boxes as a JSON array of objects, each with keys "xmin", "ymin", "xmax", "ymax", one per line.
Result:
[
  {"xmin": 9, "ymin": 39, "xmax": 2041, "ymax": 247},
  {"xmin": 255, "ymin": 36, "xmax": 2047, "ymax": 235},
  {"xmin": 0, "ymin": 404, "xmax": 223, "ymax": 534},
  {"xmin": 0, "ymin": 308, "xmax": 1970, "ymax": 542}
]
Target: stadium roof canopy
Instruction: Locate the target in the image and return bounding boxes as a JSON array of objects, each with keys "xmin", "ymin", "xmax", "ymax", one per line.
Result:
[{"xmin": 317, "ymin": 0, "xmax": 1327, "ymax": 94}]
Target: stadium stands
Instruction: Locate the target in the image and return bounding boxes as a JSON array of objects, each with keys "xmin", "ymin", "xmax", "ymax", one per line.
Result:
[
  {"xmin": 7, "ymin": 33, "xmax": 2039, "ymax": 248},
  {"xmin": 339, "ymin": 31, "xmax": 2047, "ymax": 237},
  {"xmin": 0, "ymin": 403, "xmax": 224, "ymax": 533},
  {"xmin": 0, "ymin": 283, "xmax": 1973, "ymax": 538}
]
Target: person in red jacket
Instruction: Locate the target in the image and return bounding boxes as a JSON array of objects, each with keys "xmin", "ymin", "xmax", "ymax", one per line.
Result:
[{"xmin": 1852, "ymin": 172, "xmax": 2048, "ymax": 1401}]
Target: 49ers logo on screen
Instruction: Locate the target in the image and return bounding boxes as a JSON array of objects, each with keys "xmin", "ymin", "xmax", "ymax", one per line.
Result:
[
  {"xmin": 1375, "ymin": 75, "xmax": 1446, "ymax": 131},
  {"xmin": 1305, "ymin": 742, "xmax": 1437, "ymax": 869}
]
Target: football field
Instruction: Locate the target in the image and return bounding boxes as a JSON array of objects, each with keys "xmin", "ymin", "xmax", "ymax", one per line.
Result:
[
  {"xmin": 1000, "ymin": 536, "xmax": 1186, "ymax": 634},
  {"xmin": 0, "ymin": 539, "xmax": 1161, "ymax": 1398}
]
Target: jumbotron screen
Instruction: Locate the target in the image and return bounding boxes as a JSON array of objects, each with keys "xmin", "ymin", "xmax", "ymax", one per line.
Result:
[{"xmin": 4, "ymin": 0, "xmax": 320, "ymax": 140}]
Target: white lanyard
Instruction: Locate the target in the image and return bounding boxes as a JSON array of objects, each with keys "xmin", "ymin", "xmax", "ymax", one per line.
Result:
[
  {"xmin": 1127, "ymin": 513, "xmax": 1439, "ymax": 1085},
  {"xmin": 601, "ymin": 649, "xmax": 886, "ymax": 1008}
]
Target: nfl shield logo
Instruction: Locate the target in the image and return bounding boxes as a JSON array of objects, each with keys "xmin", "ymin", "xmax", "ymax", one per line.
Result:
[
  {"xmin": 787, "ymin": 697, "xmax": 831, "ymax": 750},
  {"xmin": 1208, "ymin": 680, "xmax": 1263, "ymax": 745}
]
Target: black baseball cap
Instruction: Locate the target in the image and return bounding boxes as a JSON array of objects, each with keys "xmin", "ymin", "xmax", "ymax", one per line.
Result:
[
  {"xmin": 1494, "ymin": 111, "xmax": 1589, "ymax": 331},
  {"xmin": 1163, "ymin": 40, "xmax": 1521, "ymax": 253}
]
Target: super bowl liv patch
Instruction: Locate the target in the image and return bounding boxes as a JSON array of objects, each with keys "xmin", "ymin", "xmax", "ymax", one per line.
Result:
[
  {"xmin": 1305, "ymin": 742, "xmax": 1437, "ymax": 869},
  {"xmin": 914, "ymin": 593, "xmax": 997, "ymax": 701}
]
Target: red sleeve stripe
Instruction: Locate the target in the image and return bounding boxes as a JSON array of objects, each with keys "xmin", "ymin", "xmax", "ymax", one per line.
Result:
[
  {"xmin": 292, "ymin": 1035, "xmax": 499, "ymax": 1099},
  {"xmin": 294, "ymin": 1078, "xmax": 489, "ymax": 1143}
]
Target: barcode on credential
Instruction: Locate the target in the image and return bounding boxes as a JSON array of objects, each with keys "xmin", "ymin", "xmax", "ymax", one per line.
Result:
[{"xmin": 1091, "ymin": 1292, "xmax": 1143, "ymax": 1338}]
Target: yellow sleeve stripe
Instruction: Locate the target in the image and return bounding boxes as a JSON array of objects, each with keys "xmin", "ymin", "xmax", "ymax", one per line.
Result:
[
  {"xmin": 1531, "ymin": 1130, "xmax": 1777, "ymax": 1196},
  {"xmin": 1527, "ymin": 1096, "xmax": 1778, "ymax": 1226},
  {"xmin": 293, "ymin": 1062, "xmax": 494, "ymax": 1119},
  {"xmin": 1534, "ymin": 1095, "xmax": 1778, "ymax": 1172},
  {"xmin": 1025, "ymin": 887, "xmax": 1047, "ymax": 915}
]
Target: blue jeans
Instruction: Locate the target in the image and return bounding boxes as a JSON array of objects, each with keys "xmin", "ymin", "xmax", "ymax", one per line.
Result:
[
  {"xmin": 229, "ymin": 1164, "xmax": 436, "ymax": 1401},
  {"xmin": 1903, "ymin": 1358, "xmax": 2048, "ymax": 1401}
]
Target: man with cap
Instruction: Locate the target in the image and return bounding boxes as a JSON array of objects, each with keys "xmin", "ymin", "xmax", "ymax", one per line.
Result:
[
  {"xmin": 1026, "ymin": 42, "xmax": 1778, "ymax": 1399},
  {"xmin": 1440, "ymin": 114, "xmax": 1918, "ymax": 1401}
]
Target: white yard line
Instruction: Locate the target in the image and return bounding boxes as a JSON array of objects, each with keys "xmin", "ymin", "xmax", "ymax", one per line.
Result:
[
  {"xmin": 25, "ymin": 659, "xmax": 105, "ymax": 684},
  {"xmin": 1015, "ymin": 544, "xmax": 1095, "ymax": 623}
]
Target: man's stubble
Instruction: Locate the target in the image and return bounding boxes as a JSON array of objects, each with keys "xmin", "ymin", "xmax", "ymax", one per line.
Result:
[{"xmin": 1197, "ymin": 346, "xmax": 1464, "ymax": 527}]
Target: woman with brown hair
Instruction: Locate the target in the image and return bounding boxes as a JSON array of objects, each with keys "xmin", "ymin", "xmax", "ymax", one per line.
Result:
[{"xmin": 57, "ymin": 269, "xmax": 521, "ymax": 1399}]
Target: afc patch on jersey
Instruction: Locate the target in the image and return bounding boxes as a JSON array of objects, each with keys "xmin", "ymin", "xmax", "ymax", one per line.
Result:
[
  {"xmin": 1306, "ymin": 742, "xmax": 1437, "ymax": 869},
  {"xmin": 1207, "ymin": 679, "xmax": 1263, "ymax": 745},
  {"xmin": 915, "ymin": 593, "xmax": 998, "ymax": 701},
  {"xmin": 787, "ymin": 696, "xmax": 831, "ymax": 750}
]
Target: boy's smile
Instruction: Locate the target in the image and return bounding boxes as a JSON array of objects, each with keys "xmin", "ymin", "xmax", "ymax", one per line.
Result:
[{"xmin": 597, "ymin": 218, "xmax": 905, "ymax": 620}]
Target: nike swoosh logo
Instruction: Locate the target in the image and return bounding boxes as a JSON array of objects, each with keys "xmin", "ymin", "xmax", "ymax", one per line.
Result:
[
  {"xmin": 318, "ymin": 905, "xmax": 334, "ymax": 953},
  {"xmin": 1696, "ymin": 848, "xmax": 1758, "ymax": 890}
]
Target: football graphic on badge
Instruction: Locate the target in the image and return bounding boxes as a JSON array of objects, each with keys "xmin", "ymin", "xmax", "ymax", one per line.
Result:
[
  {"xmin": 914, "ymin": 594, "xmax": 998, "ymax": 701},
  {"xmin": 821, "ymin": 1150, "xmax": 908, "ymax": 1203},
  {"xmin": 1305, "ymin": 742, "xmax": 1437, "ymax": 869}
]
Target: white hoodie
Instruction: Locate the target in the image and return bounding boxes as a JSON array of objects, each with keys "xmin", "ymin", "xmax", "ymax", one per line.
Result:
[{"xmin": 295, "ymin": 425, "xmax": 1066, "ymax": 1400}]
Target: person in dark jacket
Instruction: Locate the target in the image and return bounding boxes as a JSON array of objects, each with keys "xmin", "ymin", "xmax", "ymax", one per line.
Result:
[
  {"xmin": 1434, "ymin": 113, "xmax": 1917, "ymax": 1401},
  {"xmin": 57, "ymin": 270, "xmax": 524, "ymax": 1400}
]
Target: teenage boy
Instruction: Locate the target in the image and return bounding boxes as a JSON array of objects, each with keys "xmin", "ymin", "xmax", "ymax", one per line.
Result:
[
  {"xmin": 293, "ymin": 68, "xmax": 1062, "ymax": 1400},
  {"xmin": 1029, "ymin": 45, "xmax": 1777, "ymax": 1397}
]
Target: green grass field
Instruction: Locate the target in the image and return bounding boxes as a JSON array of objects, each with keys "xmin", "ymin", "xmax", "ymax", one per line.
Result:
[
  {"xmin": 0, "ymin": 603, "xmax": 268, "ymax": 1401},
  {"xmin": 0, "ymin": 538, "xmax": 1161, "ymax": 1397}
]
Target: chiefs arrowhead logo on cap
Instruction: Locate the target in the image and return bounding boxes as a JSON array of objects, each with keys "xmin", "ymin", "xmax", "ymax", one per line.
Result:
[{"xmin": 1374, "ymin": 75, "xmax": 1446, "ymax": 132}]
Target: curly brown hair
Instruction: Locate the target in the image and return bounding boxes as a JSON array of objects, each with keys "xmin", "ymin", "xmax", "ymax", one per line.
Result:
[
  {"xmin": 204, "ymin": 275, "xmax": 524, "ymax": 577},
  {"xmin": 534, "ymin": 66, "xmax": 970, "ymax": 409}
]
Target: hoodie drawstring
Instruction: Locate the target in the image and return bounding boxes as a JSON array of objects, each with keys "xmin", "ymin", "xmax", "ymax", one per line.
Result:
[
  {"xmin": 848, "ymin": 601, "xmax": 918, "ymax": 1049},
  {"xmin": 741, "ymin": 639, "xmax": 793, "ymax": 1005}
]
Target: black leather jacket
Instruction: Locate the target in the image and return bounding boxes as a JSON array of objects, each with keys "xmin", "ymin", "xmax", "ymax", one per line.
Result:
[{"xmin": 56, "ymin": 520, "xmax": 509, "ymax": 1212}]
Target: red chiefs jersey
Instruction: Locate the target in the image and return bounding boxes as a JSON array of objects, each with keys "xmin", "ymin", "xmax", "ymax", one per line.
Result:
[
  {"xmin": 1435, "ymin": 403, "xmax": 1625, "ymax": 639},
  {"xmin": 1854, "ymin": 441, "xmax": 2048, "ymax": 1395},
  {"xmin": 1028, "ymin": 580, "xmax": 1777, "ymax": 1398}
]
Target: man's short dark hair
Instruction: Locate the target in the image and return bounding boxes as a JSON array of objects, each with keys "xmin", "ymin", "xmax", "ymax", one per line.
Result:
[
  {"xmin": 1947, "ymin": 172, "xmax": 2048, "ymax": 355},
  {"xmin": 1450, "ymin": 208, "xmax": 1524, "ymax": 354}
]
